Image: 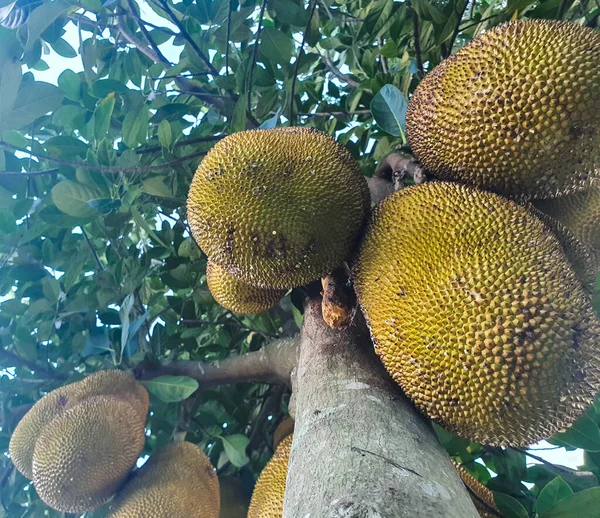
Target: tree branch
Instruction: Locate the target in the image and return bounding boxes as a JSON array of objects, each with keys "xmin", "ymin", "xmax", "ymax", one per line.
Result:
[
  {"xmin": 319, "ymin": 51, "xmax": 360, "ymax": 87},
  {"xmin": 0, "ymin": 347, "xmax": 67, "ymax": 380},
  {"xmin": 512, "ymin": 447, "xmax": 596, "ymax": 478},
  {"xmin": 247, "ymin": 0, "xmax": 268, "ymax": 117},
  {"xmin": 289, "ymin": 0, "xmax": 319, "ymax": 125},
  {"xmin": 135, "ymin": 336, "xmax": 299, "ymax": 388},
  {"xmin": 0, "ymin": 168, "xmax": 60, "ymax": 177},
  {"xmin": 81, "ymin": 227, "xmax": 103, "ymax": 271}
]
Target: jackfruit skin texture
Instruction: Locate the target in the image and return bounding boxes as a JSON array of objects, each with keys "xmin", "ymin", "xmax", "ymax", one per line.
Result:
[
  {"xmin": 533, "ymin": 189, "xmax": 600, "ymax": 253},
  {"xmin": 248, "ymin": 434, "xmax": 292, "ymax": 518},
  {"xmin": 9, "ymin": 370, "xmax": 148, "ymax": 480},
  {"xmin": 452, "ymin": 461, "xmax": 497, "ymax": 518},
  {"xmin": 187, "ymin": 127, "xmax": 370, "ymax": 289},
  {"xmin": 108, "ymin": 442, "xmax": 220, "ymax": 518},
  {"xmin": 32, "ymin": 395, "xmax": 146, "ymax": 513},
  {"xmin": 406, "ymin": 20, "xmax": 600, "ymax": 199},
  {"xmin": 207, "ymin": 260, "xmax": 286, "ymax": 314},
  {"xmin": 272, "ymin": 417, "xmax": 294, "ymax": 449},
  {"xmin": 353, "ymin": 182, "xmax": 600, "ymax": 446}
]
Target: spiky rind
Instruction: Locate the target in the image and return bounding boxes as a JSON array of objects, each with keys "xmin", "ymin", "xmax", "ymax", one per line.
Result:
[
  {"xmin": 187, "ymin": 128, "xmax": 370, "ymax": 288},
  {"xmin": 207, "ymin": 261, "xmax": 286, "ymax": 314},
  {"xmin": 32, "ymin": 396, "xmax": 146, "ymax": 513},
  {"xmin": 406, "ymin": 20, "xmax": 600, "ymax": 199},
  {"xmin": 109, "ymin": 442, "xmax": 220, "ymax": 518},
  {"xmin": 248, "ymin": 434, "xmax": 292, "ymax": 518},
  {"xmin": 452, "ymin": 461, "xmax": 498, "ymax": 518},
  {"xmin": 354, "ymin": 182, "xmax": 600, "ymax": 446}
]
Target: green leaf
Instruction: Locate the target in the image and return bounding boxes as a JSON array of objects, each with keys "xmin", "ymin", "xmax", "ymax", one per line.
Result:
[
  {"xmin": 23, "ymin": 0, "xmax": 71, "ymax": 51},
  {"xmin": 58, "ymin": 69, "xmax": 81, "ymax": 101},
  {"xmin": 123, "ymin": 105, "xmax": 149, "ymax": 148},
  {"xmin": 141, "ymin": 176, "xmax": 173, "ymax": 198},
  {"xmin": 230, "ymin": 96, "xmax": 247, "ymax": 133},
  {"xmin": 0, "ymin": 58, "xmax": 21, "ymax": 122},
  {"xmin": 93, "ymin": 93, "xmax": 116, "ymax": 139},
  {"xmin": 543, "ymin": 487, "xmax": 600, "ymax": 518},
  {"xmin": 141, "ymin": 375, "xmax": 199, "ymax": 402},
  {"xmin": 370, "ymin": 84, "xmax": 407, "ymax": 140},
  {"xmin": 45, "ymin": 136, "xmax": 88, "ymax": 157},
  {"xmin": 537, "ymin": 477, "xmax": 573, "ymax": 517},
  {"xmin": 50, "ymin": 37, "xmax": 77, "ymax": 58},
  {"xmin": 51, "ymin": 181, "xmax": 102, "ymax": 218},
  {"xmin": 1, "ymin": 81, "xmax": 64, "ymax": 130},
  {"xmin": 221, "ymin": 434, "xmax": 250, "ymax": 467},
  {"xmin": 158, "ymin": 120, "xmax": 173, "ymax": 150},
  {"xmin": 260, "ymin": 28, "xmax": 293, "ymax": 64},
  {"xmin": 551, "ymin": 413, "xmax": 600, "ymax": 452},
  {"xmin": 494, "ymin": 493, "xmax": 528, "ymax": 518}
]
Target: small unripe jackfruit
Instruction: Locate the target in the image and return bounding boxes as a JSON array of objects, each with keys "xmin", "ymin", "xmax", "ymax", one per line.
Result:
[
  {"xmin": 248, "ymin": 434, "xmax": 292, "ymax": 518},
  {"xmin": 9, "ymin": 370, "xmax": 148, "ymax": 480},
  {"xmin": 353, "ymin": 182, "xmax": 600, "ymax": 446},
  {"xmin": 109, "ymin": 442, "xmax": 220, "ymax": 518},
  {"xmin": 406, "ymin": 20, "xmax": 600, "ymax": 199},
  {"xmin": 187, "ymin": 128, "xmax": 370, "ymax": 289},
  {"xmin": 32, "ymin": 395, "xmax": 147, "ymax": 513},
  {"xmin": 207, "ymin": 261, "xmax": 286, "ymax": 314},
  {"xmin": 452, "ymin": 461, "xmax": 498, "ymax": 518}
]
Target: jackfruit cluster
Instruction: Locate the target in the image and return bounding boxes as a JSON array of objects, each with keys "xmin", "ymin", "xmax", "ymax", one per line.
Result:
[
  {"xmin": 109, "ymin": 442, "xmax": 220, "ymax": 517},
  {"xmin": 9, "ymin": 370, "xmax": 148, "ymax": 513},
  {"xmin": 207, "ymin": 260, "xmax": 286, "ymax": 314},
  {"xmin": 452, "ymin": 461, "xmax": 498, "ymax": 518},
  {"xmin": 248, "ymin": 434, "xmax": 293, "ymax": 518},
  {"xmin": 353, "ymin": 182, "xmax": 600, "ymax": 446},
  {"xmin": 406, "ymin": 20, "xmax": 600, "ymax": 199},
  {"xmin": 187, "ymin": 127, "xmax": 370, "ymax": 298}
]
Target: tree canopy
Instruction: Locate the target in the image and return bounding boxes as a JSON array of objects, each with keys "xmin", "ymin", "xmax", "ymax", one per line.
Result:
[{"xmin": 0, "ymin": 0, "xmax": 599, "ymax": 516}]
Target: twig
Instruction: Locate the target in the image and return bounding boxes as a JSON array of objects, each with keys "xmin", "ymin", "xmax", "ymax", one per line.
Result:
[
  {"xmin": 0, "ymin": 168, "xmax": 60, "ymax": 177},
  {"xmin": 444, "ymin": 0, "xmax": 469, "ymax": 58},
  {"xmin": 319, "ymin": 51, "xmax": 360, "ymax": 87},
  {"xmin": 377, "ymin": 39, "xmax": 389, "ymax": 74},
  {"xmin": 135, "ymin": 336, "xmax": 300, "ymax": 388},
  {"xmin": 117, "ymin": 16, "xmax": 162, "ymax": 63},
  {"xmin": 136, "ymin": 134, "xmax": 224, "ymax": 155},
  {"xmin": 512, "ymin": 447, "xmax": 595, "ymax": 478},
  {"xmin": 247, "ymin": 0, "xmax": 268, "ymax": 115},
  {"xmin": 124, "ymin": 0, "xmax": 171, "ymax": 65},
  {"xmin": 299, "ymin": 109, "xmax": 371, "ymax": 117},
  {"xmin": 81, "ymin": 227, "xmax": 104, "ymax": 270},
  {"xmin": 225, "ymin": 0, "xmax": 233, "ymax": 74},
  {"xmin": 0, "ymin": 347, "xmax": 67, "ymax": 380},
  {"xmin": 411, "ymin": 5, "xmax": 423, "ymax": 75},
  {"xmin": 0, "ymin": 140, "xmax": 206, "ymax": 173},
  {"xmin": 289, "ymin": 0, "xmax": 319, "ymax": 125}
]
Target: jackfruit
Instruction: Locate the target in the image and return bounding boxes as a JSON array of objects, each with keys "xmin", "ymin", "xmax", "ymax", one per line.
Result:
[
  {"xmin": 406, "ymin": 20, "xmax": 600, "ymax": 199},
  {"xmin": 272, "ymin": 418, "xmax": 294, "ymax": 449},
  {"xmin": 9, "ymin": 370, "xmax": 148, "ymax": 480},
  {"xmin": 353, "ymin": 182, "xmax": 600, "ymax": 446},
  {"xmin": 187, "ymin": 127, "xmax": 370, "ymax": 289},
  {"xmin": 32, "ymin": 395, "xmax": 146, "ymax": 513},
  {"xmin": 248, "ymin": 434, "xmax": 292, "ymax": 518},
  {"xmin": 109, "ymin": 441, "xmax": 220, "ymax": 518},
  {"xmin": 452, "ymin": 461, "xmax": 498, "ymax": 518},
  {"xmin": 219, "ymin": 476, "xmax": 251, "ymax": 518},
  {"xmin": 207, "ymin": 260, "xmax": 286, "ymax": 314},
  {"xmin": 533, "ymin": 189, "xmax": 600, "ymax": 253}
]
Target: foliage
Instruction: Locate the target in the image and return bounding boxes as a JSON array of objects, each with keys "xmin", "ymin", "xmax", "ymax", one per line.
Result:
[{"xmin": 0, "ymin": 0, "xmax": 598, "ymax": 515}]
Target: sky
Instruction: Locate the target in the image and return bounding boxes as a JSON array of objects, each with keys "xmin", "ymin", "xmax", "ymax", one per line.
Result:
[{"xmin": 21, "ymin": 0, "xmax": 587, "ymax": 474}]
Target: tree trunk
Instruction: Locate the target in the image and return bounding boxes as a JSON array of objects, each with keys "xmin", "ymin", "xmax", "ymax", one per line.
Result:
[{"xmin": 283, "ymin": 298, "xmax": 479, "ymax": 518}]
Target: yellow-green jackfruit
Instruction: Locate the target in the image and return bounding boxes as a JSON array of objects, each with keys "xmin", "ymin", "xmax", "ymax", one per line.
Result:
[
  {"xmin": 248, "ymin": 434, "xmax": 292, "ymax": 518},
  {"xmin": 9, "ymin": 370, "xmax": 148, "ymax": 480},
  {"xmin": 187, "ymin": 127, "xmax": 370, "ymax": 289},
  {"xmin": 353, "ymin": 182, "xmax": 600, "ymax": 446},
  {"xmin": 207, "ymin": 260, "xmax": 286, "ymax": 314},
  {"xmin": 32, "ymin": 395, "xmax": 147, "ymax": 513},
  {"xmin": 452, "ymin": 461, "xmax": 498, "ymax": 518},
  {"xmin": 109, "ymin": 441, "xmax": 220, "ymax": 518},
  {"xmin": 406, "ymin": 20, "xmax": 600, "ymax": 199}
]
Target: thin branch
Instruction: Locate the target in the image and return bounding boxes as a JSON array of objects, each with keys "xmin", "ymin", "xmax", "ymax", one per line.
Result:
[
  {"xmin": 0, "ymin": 347, "xmax": 67, "ymax": 380},
  {"xmin": 81, "ymin": 227, "xmax": 104, "ymax": 270},
  {"xmin": 299, "ymin": 109, "xmax": 371, "ymax": 117},
  {"xmin": 0, "ymin": 168, "xmax": 60, "ymax": 177},
  {"xmin": 289, "ymin": 0, "xmax": 319, "ymax": 125},
  {"xmin": 157, "ymin": 0, "xmax": 221, "ymax": 78},
  {"xmin": 247, "ymin": 385, "xmax": 286, "ymax": 452},
  {"xmin": 319, "ymin": 51, "xmax": 360, "ymax": 87},
  {"xmin": 247, "ymin": 0, "xmax": 268, "ymax": 115},
  {"xmin": 136, "ymin": 134, "xmax": 224, "ymax": 155},
  {"xmin": 0, "ymin": 140, "xmax": 206, "ymax": 174},
  {"xmin": 123, "ymin": 0, "xmax": 171, "ymax": 65},
  {"xmin": 377, "ymin": 39, "xmax": 389, "ymax": 74},
  {"xmin": 512, "ymin": 447, "xmax": 596, "ymax": 478},
  {"xmin": 135, "ymin": 336, "xmax": 300, "ymax": 388},
  {"xmin": 225, "ymin": 0, "xmax": 233, "ymax": 74},
  {"xmin": 116, "ymin": 16, "xmax": 162, "ymax": 63},
  {"xmin": 444, "ymin": 0, "xmax": 469, "ymax": 58},
  {"xmin": 181, "ymin": 315, "xmax": 279, "ymax": 339},
  {"xmin": 411, "ymin": 5, "xmax": 424, "ymax": 75}
]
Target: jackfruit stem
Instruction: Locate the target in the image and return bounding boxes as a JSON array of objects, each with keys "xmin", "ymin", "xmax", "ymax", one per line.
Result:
[
  {"xmin": 135, "ymin": 336, "xmax": 299, "ymax": 389},
  {"xmin": 375, "ymin": 153, "xmax": 424, "ymax": 189}
]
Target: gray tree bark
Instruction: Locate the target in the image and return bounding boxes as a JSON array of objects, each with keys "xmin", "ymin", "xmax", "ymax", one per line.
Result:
[{"xmin": 283, "ymin": 298, "xmax": 479, "ymax": 518}]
